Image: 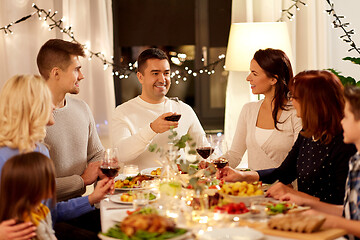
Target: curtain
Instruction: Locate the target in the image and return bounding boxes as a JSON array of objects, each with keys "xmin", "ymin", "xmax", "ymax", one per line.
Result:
[
  {"xmin": 225, "ymin": 0, "xmax": 329, "ymax": 168},
  {"xmin": 0, "ymin": 0, "xmax": 114, "ymax": 141}
]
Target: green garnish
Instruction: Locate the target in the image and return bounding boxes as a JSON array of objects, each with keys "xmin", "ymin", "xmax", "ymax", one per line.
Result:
[
  {"xmin": 101, "ymin": 227, "xmax": 187, "ymax": 240},
  {"xmin": 132, "ymin": 207, "xmax": 158, "ymax": 215}
]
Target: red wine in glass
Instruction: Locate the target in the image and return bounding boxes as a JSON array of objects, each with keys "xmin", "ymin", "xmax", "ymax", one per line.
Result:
[
  {"xmin": 101, "ymin": 148, "xmax": 120, "ymax": 179},
  {"xmin": 196, "ymin": 147, "xmax": 214, "ymax": 159},
  {"xmin": 212, "ymin": 158, "xmax": 229, "ymax": 169},
  {"xmin": 165, "ymin": 114, "xmax": 181, "ymax": 122},
  {"xmin": 100, "ymin": 166, "xmax": 120, "ymax": 177}
]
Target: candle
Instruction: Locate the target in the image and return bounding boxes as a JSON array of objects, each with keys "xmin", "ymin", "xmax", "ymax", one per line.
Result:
[{"xmin": 123, "ymin": 165, "xmax": 139, "ymax": 175}]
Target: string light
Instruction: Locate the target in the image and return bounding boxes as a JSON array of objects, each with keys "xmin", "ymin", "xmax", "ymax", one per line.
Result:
[
  {"xmin": 277, "ymin": 0, "xmax": 307, "ymax": 22},
  {"xmin": 326, "ymin": 0, "xmax": 360, "ymax": 54},
  {"xmin": 0, "ymin": 3, "xmax": 227, "ymax": 83}
]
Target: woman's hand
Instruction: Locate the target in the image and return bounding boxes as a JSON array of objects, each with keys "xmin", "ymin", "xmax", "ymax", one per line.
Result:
[
  {"xmin": 279, "ymin": 192, "xmax": 308, "ymax": 206},
  {"xmin": 217, "ymin": 167, "xmax": 260, "ymax": 183},
  {"xmin": 266, "ymin": 182, "xmax": 295, "ymax": 199},
  {"xmin": 217, "ymin": 166, "xmax": 246, "ymax": 182},
  {"xmin": 0, "ymin": 220, "xmax": 36, "ymax": 240}
]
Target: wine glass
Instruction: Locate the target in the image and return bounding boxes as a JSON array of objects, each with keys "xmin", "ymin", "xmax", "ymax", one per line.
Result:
[
  {"xmin": 211, "ymin": 138, "xmax": 229, "ymax": 169},
  {"xmin": 164, "ymin": 97, "xmax": 182, "ymax": 122},
  {"xmin": 100, "ymin": 148, "xmax": 120, "ymax": 178},
  {"xmin": 196, "ymin": 134, "xmax": 214, "ymax": 162}
]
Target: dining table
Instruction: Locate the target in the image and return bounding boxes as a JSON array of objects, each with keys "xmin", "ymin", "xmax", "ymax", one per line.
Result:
[{"xmin": 99, "ymin": 193, "xmax": 346, "ymax": 240}]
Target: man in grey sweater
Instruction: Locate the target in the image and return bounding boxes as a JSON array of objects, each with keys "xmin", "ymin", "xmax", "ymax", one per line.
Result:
[
  {"xmin": 37, "ymin": 39, "xmax": 104, "ymax": 202},
  {"xmin": 37, "ymin": 39, "xmax": 104, "ymax": 240}
]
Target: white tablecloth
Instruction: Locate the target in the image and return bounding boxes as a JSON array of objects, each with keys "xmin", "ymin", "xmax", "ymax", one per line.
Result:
[{"xmin": 100, "ymin": 195, "xmax": 300, "ymax": 240}]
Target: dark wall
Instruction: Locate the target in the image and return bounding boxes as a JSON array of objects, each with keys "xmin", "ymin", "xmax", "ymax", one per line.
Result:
[{"xmin": 113, "ymin": 0, "xmax": 195, "ymax": 46}]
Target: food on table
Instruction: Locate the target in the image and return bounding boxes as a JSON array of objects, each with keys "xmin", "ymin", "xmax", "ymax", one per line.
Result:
[
  {"xmin": 186, "ymin": 178, "xmax": 223, "ymax": 190},
  {"xmin": 120, "ymin": 192, "xmax": 157, "ymax": 203},
  {"xmin": 150, "ymin": 167, "xmax": 162, "ymax": 176},
  {"xmin": 114, "ymin": 174, "xmax": 154, "ymax": 189},
  {"xmin": 127, "ymin": 207, "xmax": 158, "ymax": 216},
  {"xmin": 219, "ymin": 181, "xmax": 264, "ymax": 197},
  {"xmin": 191, "ymin": 192, "xmax": 221, "ymax": 210},
  {"xmin": 159, "ymin": 181, "xmax": 182, "ymax": 197},
  {"xmin": 120, "ymin": 192, "xmax": 134, "ymax": 202},
  {"xmin": 265, "ymin": 202, "xmax": 298, "ymax": 215},
  {"xmin": 214, "ymin": 202, "xmax": 250, "ymax": 215},
  {"xmin": 101, "ymin": 208, "xmax": 187, "ymax": 239},
  {"xmin": 121, "ymin": 214, "xmax": 176, "ymax": 236},
  {"xmin": 268, "ymin": 214, "xmax": 326, "ymax": 233}
]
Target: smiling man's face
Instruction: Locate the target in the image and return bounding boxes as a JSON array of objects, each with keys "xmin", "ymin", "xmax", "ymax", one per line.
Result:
[
  {"xmin": 137, "ymin": 58, "xmax": 171, "ymax": 104},
  {"xmin": 58, "ymin": 55, "xmax": 84, "ymax": 95}
]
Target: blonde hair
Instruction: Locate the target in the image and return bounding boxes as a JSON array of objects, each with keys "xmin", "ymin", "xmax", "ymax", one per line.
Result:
[{"xmin": 0, "ymin": 75, "xmax": 52, "ymax": 152}]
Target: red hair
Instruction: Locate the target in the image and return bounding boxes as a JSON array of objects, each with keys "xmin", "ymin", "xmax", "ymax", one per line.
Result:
[{"xmin": 289, "ymin": 70, "xmax": 344, "ymax": 144}]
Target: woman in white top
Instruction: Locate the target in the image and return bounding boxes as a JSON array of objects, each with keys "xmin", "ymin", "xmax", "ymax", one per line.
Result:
[{"xmin": 226, "ymin": 48, "xmax": 302, "ymax": 170}]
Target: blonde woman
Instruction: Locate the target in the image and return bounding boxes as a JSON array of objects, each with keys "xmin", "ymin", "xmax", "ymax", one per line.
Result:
[{"xmin": 0, "ymin": 75, "xmax": 113, "ymax": 240}]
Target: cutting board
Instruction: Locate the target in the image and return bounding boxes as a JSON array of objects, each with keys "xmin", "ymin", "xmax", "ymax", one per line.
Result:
[{"xmin": 238, "ymin": 220, "xmax": 347, "ymax": 240}]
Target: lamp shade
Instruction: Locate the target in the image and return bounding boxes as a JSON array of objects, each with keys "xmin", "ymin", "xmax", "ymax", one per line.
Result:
[{"xmin": 225, "ymin": 22, "xmax": 292, "ymax": 72}]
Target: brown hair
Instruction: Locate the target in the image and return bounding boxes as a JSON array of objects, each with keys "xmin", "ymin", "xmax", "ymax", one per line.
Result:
[
  {"xmin": 289, "ymin": 70, "xmax": 344, "ymax": 144},
  {"xmin": 253, "ymin": 48, "xmax": 293, "ymax": 130},
  {"xmin": 0, "ymin": 152, "xmax": 56, "ymax": 222},
  {"xmin": 37, "ymin": 39, "xmax": 85, "ymax": 79},
  {"xmin": 344, "ymin": 85, "xmax": 360, "ymax": 120},
  {"xmin": 137, "ymin": 48, "xmax": 169, "ymax": 74}
]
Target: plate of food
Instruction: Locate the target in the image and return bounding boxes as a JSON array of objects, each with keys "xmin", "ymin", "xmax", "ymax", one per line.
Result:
[
  {"xmin": 99, "ymin": 207, "xmax": 190, "ymax": 240},
  {"xmin": 114, "ymin": 174, "xmax": 154, "ymax": 190},
  {"xmin": 219, "ymin": 181, "xmax": 265, "ymax": 206},
  {"xmin": 265, "ymin": 201, "xmax": 310, "ymax": 215},
  {"xmin": 140, "ymin": 167, "xmax": 162, "ymax": 177},
  {"xmin": 109, "ymin": 192, "xmax": 158, "ymax": 205},
  {"xmin": 213, "ymin": 202, "xmax": 251, "ymax": 220}
]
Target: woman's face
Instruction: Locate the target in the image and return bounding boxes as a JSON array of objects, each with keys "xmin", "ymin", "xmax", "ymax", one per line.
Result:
[{"xmin": 246, "ymin": 59, "xmax": 277, "ymax": 96}]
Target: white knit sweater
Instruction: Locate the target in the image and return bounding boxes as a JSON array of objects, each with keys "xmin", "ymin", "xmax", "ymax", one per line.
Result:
[
  {"xmin": 225, "ymin": 100, "xmax": 302, "ymax": 170},
  {"xmin": 111, "ymin": 96, "xmax": 206, "ymax": 170}
]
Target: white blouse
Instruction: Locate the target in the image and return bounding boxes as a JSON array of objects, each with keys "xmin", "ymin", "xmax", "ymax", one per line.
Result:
[
  {"xmin": 255, "ymin": 127, "xmax": 274, "ymax": 147},
  {"xmin": 224, "ymin": 100, "xmax": 302, "ymax": 170}
]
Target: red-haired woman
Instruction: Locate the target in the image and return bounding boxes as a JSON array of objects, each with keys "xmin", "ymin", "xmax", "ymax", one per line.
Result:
[{"xmin": 219, "ymin": 70, "xmax": 356, "ymax": 204}]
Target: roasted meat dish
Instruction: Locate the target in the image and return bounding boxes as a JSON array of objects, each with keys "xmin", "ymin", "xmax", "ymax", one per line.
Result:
[{"xmin": 120, "ymin": 214, "xmax": 176, "ymax": 236}]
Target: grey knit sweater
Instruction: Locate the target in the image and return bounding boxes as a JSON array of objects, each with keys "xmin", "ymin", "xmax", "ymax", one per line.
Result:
[{"xmin": 45, "ymin": 96, "xmax": 104, "ymax": 201}]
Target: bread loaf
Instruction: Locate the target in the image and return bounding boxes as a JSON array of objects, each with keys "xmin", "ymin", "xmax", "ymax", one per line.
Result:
[{"xmin": 268, "ymin": 214, "xmax": 325, "ymax": 233}]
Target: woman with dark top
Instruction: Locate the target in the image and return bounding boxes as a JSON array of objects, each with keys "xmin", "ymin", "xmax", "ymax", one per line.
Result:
[{"xmin": 218, "ymin": 70, "xmax": 356, "ymax": 204}]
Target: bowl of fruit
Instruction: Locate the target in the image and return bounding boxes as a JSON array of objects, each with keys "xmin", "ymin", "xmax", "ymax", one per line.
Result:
[{"xmin": 219, "ymin": 181, "xmax": 265, "ymax": 206}]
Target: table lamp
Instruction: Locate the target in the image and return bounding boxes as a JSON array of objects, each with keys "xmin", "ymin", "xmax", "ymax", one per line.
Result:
[{"xmin": 225, "ymin": 22, "xmax": 293, "ymax": 72}]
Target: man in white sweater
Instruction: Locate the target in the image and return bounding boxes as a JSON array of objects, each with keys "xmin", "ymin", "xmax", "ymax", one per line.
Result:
[{"xmin": 111, "ymin": 48, "xmax": 205, "ymax": 170}]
